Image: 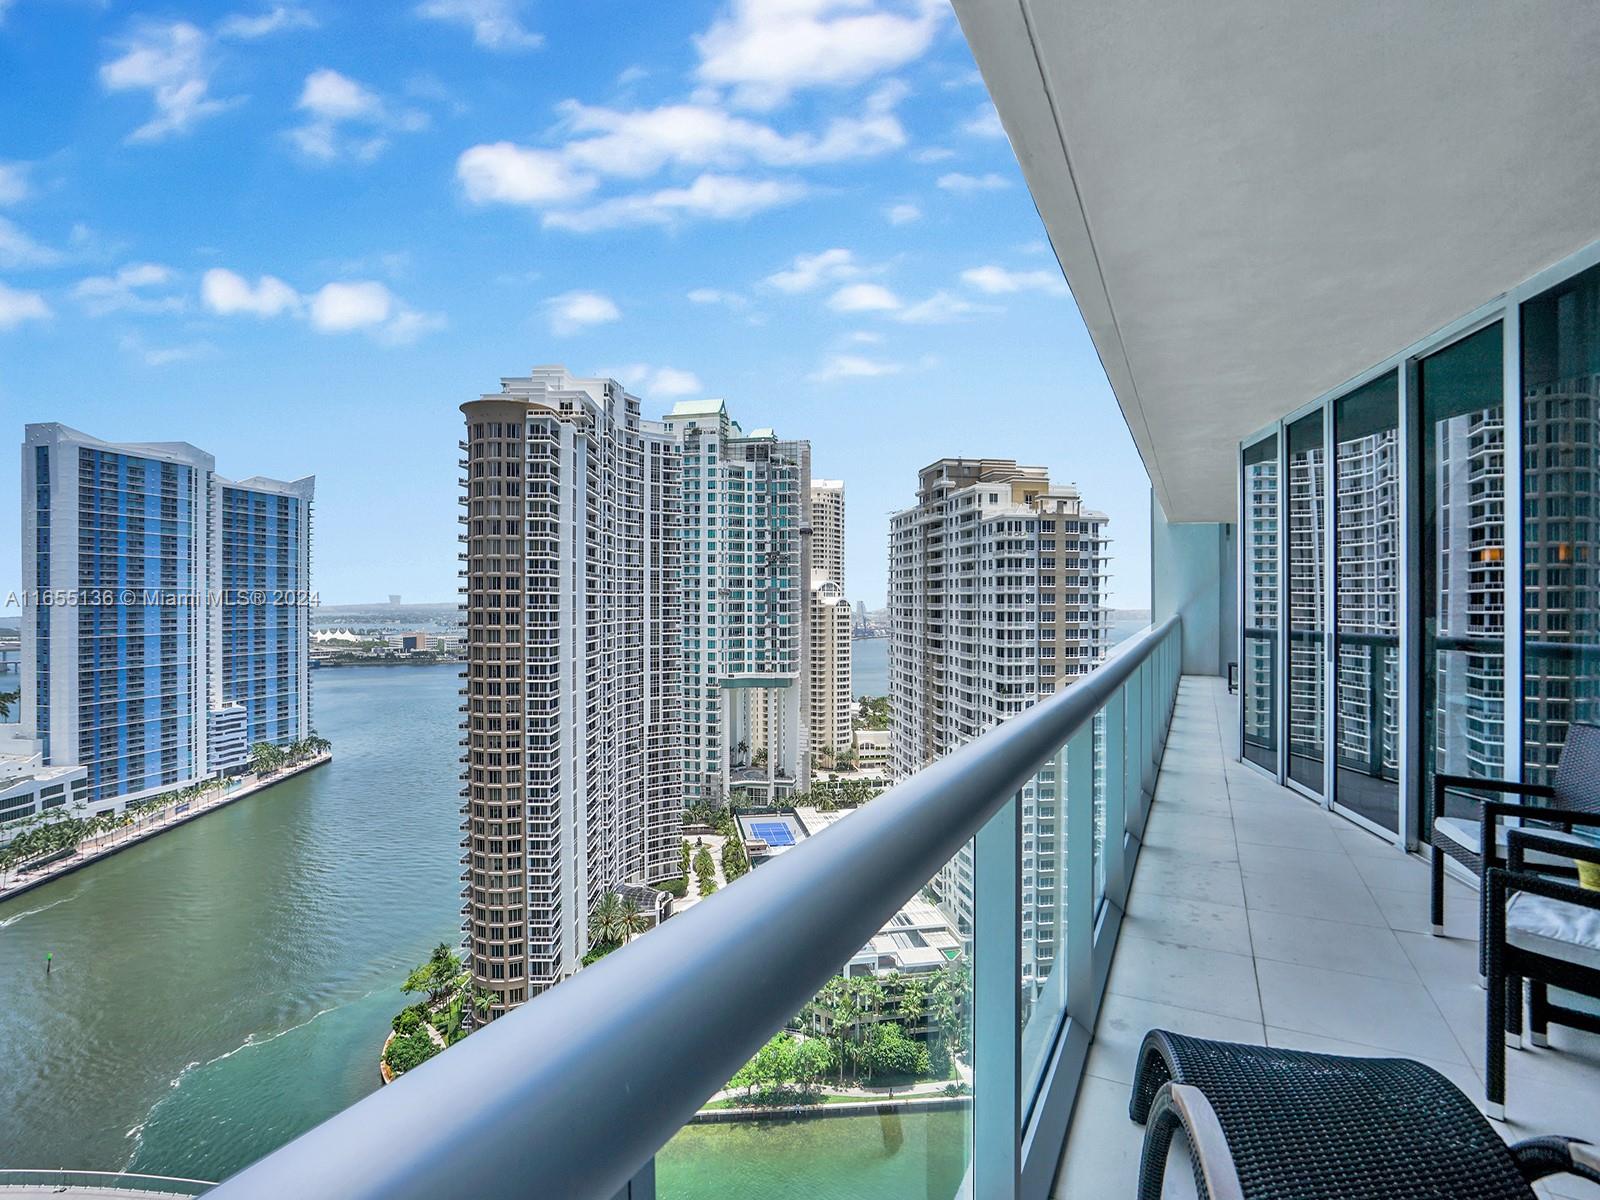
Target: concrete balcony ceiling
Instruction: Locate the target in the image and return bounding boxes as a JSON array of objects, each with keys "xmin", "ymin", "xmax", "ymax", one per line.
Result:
[{"xmin": 953, "ymin": 0, "xmax": 1600, "ymax": 523}]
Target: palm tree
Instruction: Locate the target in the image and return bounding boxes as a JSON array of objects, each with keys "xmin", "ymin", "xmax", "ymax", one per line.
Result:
[
  {"xmin": 0, "ymin": 689, "xmax": 18, "ymax": 720},
  {"xmin": 471, "ymin": 984, "xmax": 497, "ymax": 1024},
  {"xmin": 589, "ymin": 891, "xmax": 626, "ymax": 949},
  {"xmin": 619, "ymin": 898, "xmax": 649, "ymax": 942},
  {"xmin": 305, "ymin": 731, "xmax": 332, "ymax": 756}
]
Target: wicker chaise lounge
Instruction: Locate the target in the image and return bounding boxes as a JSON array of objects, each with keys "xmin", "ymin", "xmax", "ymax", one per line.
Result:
[{"xmin": 1128, "ymin": 1029, "xmax": 1599, "ymax": 1199}]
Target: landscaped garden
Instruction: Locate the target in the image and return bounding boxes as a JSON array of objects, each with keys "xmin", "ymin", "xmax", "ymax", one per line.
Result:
[{"xmin": 710, "ymin": 960, "xmax": 972, "ymax": 1109}]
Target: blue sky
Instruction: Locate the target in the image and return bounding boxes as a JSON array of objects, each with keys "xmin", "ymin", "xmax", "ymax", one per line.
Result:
[{"xmin": 0, "ymin": 0, "xmax": 1151, "ymax": 611}]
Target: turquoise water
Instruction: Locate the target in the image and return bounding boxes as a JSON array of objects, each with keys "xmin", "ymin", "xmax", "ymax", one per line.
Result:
[
  {"xmin": 0, "ymin": 663, "xmax": 969, "ymax": 1194},
  {"xmin": 0, "ymin": 664, "xmax": 463, "ymax": 1181},
  {"xmin": 659, "ymin": 1110, "xmax": 969, "ymax": 1200},
  {"xmin": 852, "ymin": 636, "xmax": 889, "ymax": 697}
]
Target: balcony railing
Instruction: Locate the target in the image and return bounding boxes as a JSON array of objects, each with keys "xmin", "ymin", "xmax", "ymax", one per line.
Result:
[{"xmin": 208, "ymin": 618, "xmax": 1182, "ymax": 1200}]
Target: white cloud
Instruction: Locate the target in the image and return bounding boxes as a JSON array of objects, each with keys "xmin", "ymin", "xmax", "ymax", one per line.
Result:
[
  {"xmin": 216, "ymin": 6, "xmax": 318, "ymax": 39},
  {"xmin": 201, "ymin": 268, "xmax": 302, "ymax": 316},
  {"xmin": 378, "ymin": 307, "xmax": 448, "ymax": 345},
  {"xmin": 300, "ymin": 68, "xmax": 382, "ymax": 121},
  {"xmin": 542, "ymin": 173, "xmax": 805, "ymax": 233},
  {"xmin": 290, "ymin": 69, "xmax": 426, "ymax": 164},
  {"xmin": 0, "ymin": 280, "xmax": 51, "ymax": 330},
  {"xmin": 0, "ymin": 162, "xmax": 31, "ymax": 205},
  {"xmin": 827, "ymin": 282, "xmax": 900, "ymax": 313},
  {"xmin": 556, "ymin": 99, "xmax": 905, "ymax": 178},
  {"xmin": 695, "ymin": 0, "xmax": 946, "ymax": 110},
  {"xmin": 686, "ymin": 287, "xmax": 748, "ymax": 310},
  {"xmin": 885, "ymin": 202, "xmax": 920, "ymax": 225},
  {"xmin": 960, "ymin": 264, "xmax": 1067, "ymax": 296},
  {"xmin": 961, "ymin": 102, "xmax": 1005, "ymax": 139},
  {"xmin": 766, "ymin": 248, "xmax": 858, "ymax": 293},
  {"xmin": 896, "ymin": 289, "xmax": 990, "ymax": 324},
  {"xmin": 100, "ymin": 21, "xmax": 236, "ymax": 143},
  {"xmin": 809, "ymin": 353, "xmax": 905, "ymax": 382},
  {"xmin": 74, "ymin": 262, "xmax": 185, "ymax": 315},
  {"xmin": 913, "ymin": 146, "xmax": 955, "ymax": 163},
  {"xmin": 546, "ymin": 290, "xmax": 620, "ymax": 335},
  {"xmin": 202, "ymin": 267, "xmax": 438, "ymax": 341},
  {"xmin": 649, "ymin": 366, "xmax": 702, "ymax": 396},
  {"xmin": 601, "ymin": 363, "xmax": 704, "ymax": 398},
  {"xmin": 309, "ymin": 280, "xmax": 394, "ymax": 331},
  {"xmin": 119, "ymin": 333, "xmax": 218, "ymax": 366},
  {"xmin": 0, "ymin": 216, "xmax": 59, "ymax": 268},
  {"xmin": 416, "ymin": 0, "xmax": 541, "ymax": 50},
  {"xmin": 936, "ymin": 171, "xmax": 1010, "ymax": 193},
  {"xmin": 457, "ymin": 142, "xmax": 598, "ymax": 206},
  {"xmin": 846, "ymin": 329, "xmax": 883, "ymax": 344}
]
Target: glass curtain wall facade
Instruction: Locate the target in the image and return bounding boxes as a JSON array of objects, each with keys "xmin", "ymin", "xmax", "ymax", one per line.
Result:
[
  {"xmin": 1521, "ymin": 262, "xmax": 1600, "ymax": 786},
  {"xmin": 1333, "ymin": 373, "xmax": 1401, "ymax": 831},
  {"xmin": 1238, "ymin": 246, "xmax": 1600, "ymax": 848},
  {"xmin": 1241, "ymin": 436, "xmax": 1279, "ymax": 772},
  {"xmin": 1284, "ymin": 412, "xmax": 1328, "ymax": 795}
]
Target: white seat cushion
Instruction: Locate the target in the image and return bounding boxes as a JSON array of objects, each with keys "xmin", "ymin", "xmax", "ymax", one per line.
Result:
[
  {"xmin": 1506, "ymin": 891, "xmax": 1600, "ymax": 971},
  {"xmin": 1434, "ymin": 816, "xmax": 1596, "ymax": 868}
]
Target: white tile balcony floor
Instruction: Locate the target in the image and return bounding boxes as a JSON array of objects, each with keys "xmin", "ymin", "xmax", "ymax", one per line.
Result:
[{"xmin": 1052, "ymin": 675, "xmax": 1600, "ymax": 1200}]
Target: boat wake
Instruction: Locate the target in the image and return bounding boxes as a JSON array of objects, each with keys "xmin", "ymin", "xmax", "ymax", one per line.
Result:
[
  {"xmin": 0, "ymin": 890, "xmax": 84, "ymax": 928},
  {"xmin": 122, "ymin": 989, "xmax": 379, "ymax": 1167}
]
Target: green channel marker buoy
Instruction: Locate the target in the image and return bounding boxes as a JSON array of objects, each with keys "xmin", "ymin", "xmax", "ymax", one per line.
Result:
[{"xmin": 46, "ymin": 952, "xmax": 52, "ymax": 975}]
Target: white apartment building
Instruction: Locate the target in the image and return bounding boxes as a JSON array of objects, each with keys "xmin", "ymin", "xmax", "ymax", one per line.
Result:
[
  {"xmin": 662, "ymin": 400, "xmax": 811, "ymax": 805},
  {"xmin": 808, "ymin": 480, "xmax": 852, "ymax": 768},
  {"xmin": 459, "ymin": 369, "xmax": 682, "ymax": 1014},
  {"xmin": 889, "ymin": 458, "xmax": 1110, "ymax": 989}
]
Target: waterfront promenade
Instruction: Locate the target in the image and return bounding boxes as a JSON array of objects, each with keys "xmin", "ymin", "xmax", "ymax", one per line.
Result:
[{"xmin": 0, "ymin": 754, "xmax": 331, "ymax": 904}]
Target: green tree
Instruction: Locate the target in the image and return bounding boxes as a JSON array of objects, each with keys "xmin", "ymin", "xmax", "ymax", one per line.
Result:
[
  {"xmin": 401, "ymin": 943, "xmax": 462, "ymax": 1005},
  {"xmin": 752, "ymin": 1033, "xmax": 797, "ymax": 1094},
  {"xmin": 383, "ymin": 1029, "xmax": 438, "ymax": 1076},
  {"xmin": 862, "ymin": 1022, "xmax": 929, "ymax": 1082},
  {"xmin": 589, "ymin": 891, "xmax": 626, "ymax": 949},
  {"xmin": 619, "ymin": 897, "xmax": 649, "ymax": 942},
  {"xmin": 0, "ymin": 689, "xmax": 18, "ymax": 720},
  {"xmin": 248, "ymin": 742, "xmax": 283, "ymax": 776},
  {"xmin": 793, "ymin": 1037, "xmax": 835, "ymax": 1092}
]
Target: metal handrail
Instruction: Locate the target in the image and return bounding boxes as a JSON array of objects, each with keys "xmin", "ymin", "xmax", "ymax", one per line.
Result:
[{"xmin": 209, "ymin": 617, "xmax": 1182, "ymax": 1200}]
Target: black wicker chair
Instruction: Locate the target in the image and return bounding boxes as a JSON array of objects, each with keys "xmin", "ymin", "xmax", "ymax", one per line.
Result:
[
  {"xmin": 1129, "ymin": 1029, "xmax": 1599, "ymax": 1198},
  {"xmin": 1485, "ymin": 827, "xmax": 1600, "ymax": 1121},
  {"xmin": 1430, "ymin": 721, "xmax": 1600, "ymax": 945}
]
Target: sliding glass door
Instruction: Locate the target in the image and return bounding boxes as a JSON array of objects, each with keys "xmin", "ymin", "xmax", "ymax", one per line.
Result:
[
  {"xmin": 1284, "ymin": 412, "xmax": 1328, "ymax": 795},
  {"xmin": 1417, "ymin": 323, "xmax": 1506, "ymax": 831},
  {"xmin": 1522, "ymin": 263, "xmax": 1600, "ymax": 786},
  {"xmin": 1241, "ymin": 435, "xmax": 1280, "ymax": 773},
  {"xmin": 1333, "ymin": 373, "xmax": 1401, "ymax": 831}
]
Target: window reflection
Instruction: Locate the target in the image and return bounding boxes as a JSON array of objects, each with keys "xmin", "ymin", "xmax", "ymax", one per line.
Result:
[
  {"xmin": 1418, "ymin": 323, "xmax": 1505, "ymax": 827},
  {"xmin": 1522, "ymin": 263, "xmax": 1600, "ymax": 784},
  {"xmin": 1285, "ymin": 414, "xmax": 1328, "ymax": 794},
  {"xmin": 1333, "ymin": 374, "xmax": 1400, "ymax": 830},
  {"xmin": 1242, "ymin": 437, "xmax": 1279, "ymax": 772}
]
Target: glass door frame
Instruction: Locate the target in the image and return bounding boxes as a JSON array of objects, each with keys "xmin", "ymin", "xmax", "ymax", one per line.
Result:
[
  {"xmin": 1238, "ymin": 425, "xmax": 1286, "ymax": 785},
  {"xmin": 1234, "ymin": 236, "xmax": 1600, "ymax": 851}
]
